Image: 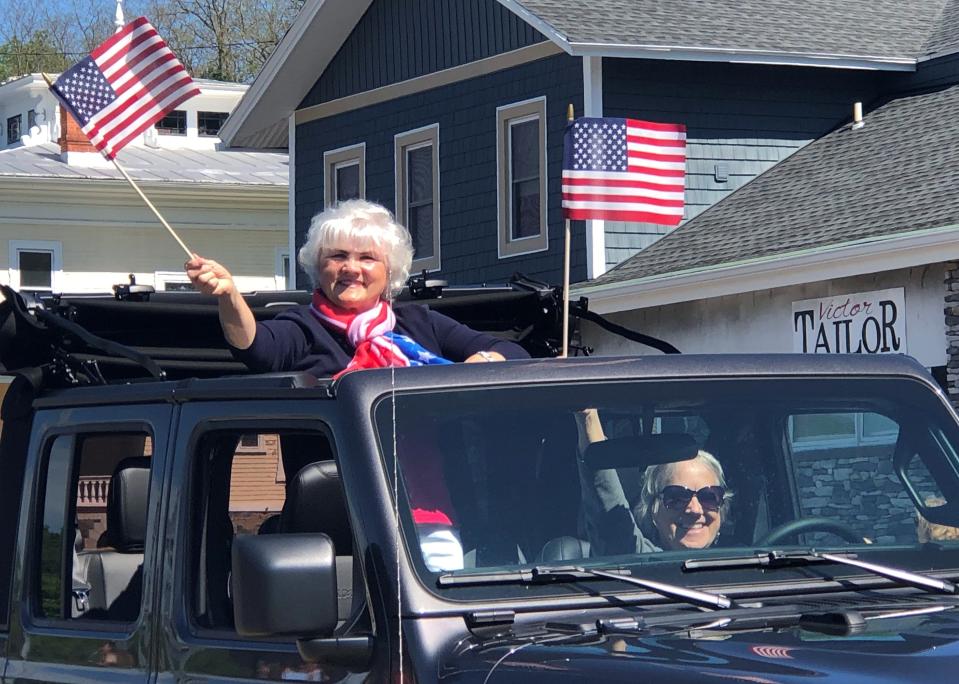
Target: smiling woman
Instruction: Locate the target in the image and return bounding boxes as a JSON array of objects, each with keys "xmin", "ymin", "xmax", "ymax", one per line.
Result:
[{"xmin": 184, "ymin": 199, "xmax": 529, "ymax": 379}]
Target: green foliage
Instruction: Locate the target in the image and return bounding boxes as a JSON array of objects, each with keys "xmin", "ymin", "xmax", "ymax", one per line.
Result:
[
  {"xmin": 0, "ymin": 30, "xmax": 69, "ymax": 82},
  {"xmin": 0, "ymin": 0, "xmax": 305, "ymax": 85},
  {"xmin": 38, "ymin": 529, "xmax": 64, "ymax": 619}
]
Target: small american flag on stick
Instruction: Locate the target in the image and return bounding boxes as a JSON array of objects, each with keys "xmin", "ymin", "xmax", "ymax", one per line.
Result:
[
  {"xmin": 50, "ymin": 16, "xmax": 200, "ymax": 160},
  {"xmin": 562, "ymin": 117, "xmax": 687, "ymax": 225}
]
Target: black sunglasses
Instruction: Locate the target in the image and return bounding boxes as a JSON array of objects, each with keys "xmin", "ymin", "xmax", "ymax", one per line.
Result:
[{"xmin": 659, "ymin": 485, "xmax": 726, "ymax": 512}]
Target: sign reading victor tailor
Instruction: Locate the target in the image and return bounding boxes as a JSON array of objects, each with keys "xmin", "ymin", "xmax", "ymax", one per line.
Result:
[{"xmin": 792, "ymin": 288, "xmax": 907, "ymax": 354}]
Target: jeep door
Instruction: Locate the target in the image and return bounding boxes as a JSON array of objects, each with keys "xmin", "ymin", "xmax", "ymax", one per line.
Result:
[
  {"xmin": 3, "ymin": 402, "xmax": 173, "ymax": 684},
  {"xmin": 154, "ymin": 399, "xmax": 372, "ymax": 683}
]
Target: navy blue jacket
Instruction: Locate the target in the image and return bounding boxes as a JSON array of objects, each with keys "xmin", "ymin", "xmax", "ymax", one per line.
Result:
[{"xmin": 230, "ymin": 303, "xmax": 530, "ymax": 378}]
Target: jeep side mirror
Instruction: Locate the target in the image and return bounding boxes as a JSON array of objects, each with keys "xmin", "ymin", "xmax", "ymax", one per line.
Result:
[{"xmin": 232, "ymin": 533, "xmax": 337, "ymax": 638}]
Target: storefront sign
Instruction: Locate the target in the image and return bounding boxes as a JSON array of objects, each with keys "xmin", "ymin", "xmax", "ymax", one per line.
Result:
[{"xmin": 792, "ymin": 288, "xmax": 907, "ymax": 354}]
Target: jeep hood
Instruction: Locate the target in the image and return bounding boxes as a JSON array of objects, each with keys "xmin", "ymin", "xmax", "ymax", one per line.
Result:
[{"xmin": 443, "ymin": 605, "xmax": 959, "ymax": 682}]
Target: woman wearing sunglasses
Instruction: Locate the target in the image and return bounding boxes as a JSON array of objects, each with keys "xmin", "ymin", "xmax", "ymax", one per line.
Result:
[
  {"xmin": 575, "ymin": 409, "xmax": 730, "ymax": 554},
  {"xmin": 634, "ymin": 453, "xmax": 730, "ymax": 550}
]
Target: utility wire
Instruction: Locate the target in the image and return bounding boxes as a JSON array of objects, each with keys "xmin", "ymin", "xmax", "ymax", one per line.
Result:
[{"xmin": 0, "ymin": 40, "xmax": 279, "ymax": 57}]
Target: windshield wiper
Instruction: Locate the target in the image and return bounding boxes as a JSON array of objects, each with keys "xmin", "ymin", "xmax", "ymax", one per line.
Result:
[
  {"xmin": 683, "ymin": 550, "xmax": 958, "ymax": 595},
  {"xmin": 438, "ymin": 564, "xmax": 735, "ymax": 610}
]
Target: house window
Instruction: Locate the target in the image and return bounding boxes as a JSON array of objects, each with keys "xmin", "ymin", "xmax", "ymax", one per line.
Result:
[
  {"xmin": 7, "ymin": 114, "xmax": 21, "ymax": 145},
  {"xmin": 239, "ymin": 434, "xmax": 260, "ymax": 448},
  {"xmin": 788, "ymin": 411, "xmax": 900, "ymax": 451},
  {"xmin": 496, "ymin": 98, "xmax": 547, "ymax": 258},
  {"xmin": 395, "ymin": 125, "xmax": 440, "ymax": 272},
  {"xmin": 323, "ymin": 143, "xmax": 365, "ymax": 207},
  {"xmin": 276, "ymin": 248, "xmax": 291, "ymax": 289},
  {"xmin": 27, "ymin": 109, "xmax": 37, "ymax": 130},
  {"xmin": 154, "ymin": 271, "xmax": 193, "ymax": 291},
  {"xmin": 156, "ymin": 110, "xmax": 187, "ymax": 135},
  {"xmin": 10, "ymin": 240, "xmax": 61, "ymax": 291},
  {"xmin": 198, "ymin": 111, "xmax": 228, "ymax": 137}
]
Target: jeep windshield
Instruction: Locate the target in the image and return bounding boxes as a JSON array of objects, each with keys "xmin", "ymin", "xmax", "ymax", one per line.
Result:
[{"xmin": 374, "ymin": 375, "xmax": 959, "ymax": 602}]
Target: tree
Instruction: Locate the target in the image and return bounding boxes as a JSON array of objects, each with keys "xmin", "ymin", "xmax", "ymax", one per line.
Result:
[
  {"xmin": 0, "ymin": 30, "xmax": 70, "ymax": 82},
  {"xmin": 0, "ymin": 0, "xmax": 304, "ymax": 84},
  {"xmin": 129, "ymin": 0, "xmax": 304, "ymax": 82}
]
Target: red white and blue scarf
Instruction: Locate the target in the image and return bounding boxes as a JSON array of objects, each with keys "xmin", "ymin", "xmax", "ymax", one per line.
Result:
[{"xmin": 310, "ymin": 291, "xmax": 451, "ymax": 379}]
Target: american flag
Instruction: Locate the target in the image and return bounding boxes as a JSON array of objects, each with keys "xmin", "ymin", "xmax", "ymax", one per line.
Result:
[
  {"xmin": 50, "ymin": 17, "xmax": 200, "ymax": 160},
  {"xmin": 562, "ymin": 117, "xmax": 686, "ymax": 225}
]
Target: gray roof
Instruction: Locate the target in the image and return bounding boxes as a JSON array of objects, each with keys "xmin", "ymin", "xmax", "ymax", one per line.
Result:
[
  {"xmin": 923, "ymin": 0, "xmax": 959, "ymax": 56},
  {"xmin": 584, "ymin": 79, "xmax": 959, "ymax": 287},
  {"xmin": 0, "ymin": 142, "xmax": 287, "ymax": 186},
  {"xmin": 509, "ymin": 0, "xmax": 948, "ymax": 62}
]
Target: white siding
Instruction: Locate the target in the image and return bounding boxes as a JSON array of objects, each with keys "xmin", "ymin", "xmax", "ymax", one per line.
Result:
[{"xmin": 582, "ymin": 265, "xmax": 948, "ymax": 368}]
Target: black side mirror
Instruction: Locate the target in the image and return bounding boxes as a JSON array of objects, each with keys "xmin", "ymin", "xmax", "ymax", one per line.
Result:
[{"xmin": 232, "ymin": 533, "xmax": 337, "ymax": 638}]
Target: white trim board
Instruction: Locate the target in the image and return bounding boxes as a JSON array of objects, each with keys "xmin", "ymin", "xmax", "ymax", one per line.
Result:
[
  {"xmin": 288, "ymin": 113, "xmax": 297, "ymax": 289},
  {"xmin": 575, "ymin": 224, "xmax": 959, "ymax": 314},
  {"xmin": 566, "ymin": 43, "xmax": 916, "ymax": 71},
  {"xmin": 295, "ymin": 43, "xmax": 563, "ymax": 125},
  {"xmin": 581, "ymin": 55, "xmax": 605, "ymax": 280}
]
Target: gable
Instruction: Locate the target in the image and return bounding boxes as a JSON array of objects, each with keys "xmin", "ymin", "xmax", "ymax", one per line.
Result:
[{"xmin": 299, "ymin": 0, "xmax": 545, "ymax": 109}]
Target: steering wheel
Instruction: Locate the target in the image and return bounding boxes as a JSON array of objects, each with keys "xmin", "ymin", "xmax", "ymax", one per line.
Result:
[{"xmin": 757, "ymin": 517, "xmax": 865, "ymax": 546}]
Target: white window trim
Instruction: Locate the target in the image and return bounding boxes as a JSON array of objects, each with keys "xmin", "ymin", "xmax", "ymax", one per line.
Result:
[
  {"xmin": 394, "ymin": 123, "xmax": 441, "ymax": 273},
  {"xmin": 788, "ymin": 413, "xmax": 899, "ymax": 452},
  {"xmin": 323, "ymin": 142, "xmax": 366, "ymax": 207},
  {"xmin": 154, "ymin": 270, "xmax": 192, "ymax": 291},
  {"xmin": 275, "ymin": 247, "xmax": 291, "ymax": 290},
  {"xmin": 496, "ymin": 96, "xmax": 548, "ymax": 259},
  {"xmin": 9, "ymin": 239, "xmax": 62, "ymax": 291}
]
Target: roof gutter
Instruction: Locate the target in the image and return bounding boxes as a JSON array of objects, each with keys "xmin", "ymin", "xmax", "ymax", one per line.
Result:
[
  {"xmin": 574, "ymin": 223, "xmax": 959, "ymax": 314},
  {"xmin": 567, "ymin": 42, "xmax": 917, "ymax": 71}
]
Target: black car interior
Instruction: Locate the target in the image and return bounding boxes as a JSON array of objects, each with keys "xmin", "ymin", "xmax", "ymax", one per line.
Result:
[
  {"xmin": 191, "ymin": 431, "xmax": 367, "ymax": 635},
  {"xmin": 78, "ymin": 456, "xmax": 150, "ymax": 621}
]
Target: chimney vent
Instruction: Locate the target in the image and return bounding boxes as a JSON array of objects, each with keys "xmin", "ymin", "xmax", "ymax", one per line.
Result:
[{"xmin": 852, "ymin": 102, "xmax": 864, "ymax": 130}]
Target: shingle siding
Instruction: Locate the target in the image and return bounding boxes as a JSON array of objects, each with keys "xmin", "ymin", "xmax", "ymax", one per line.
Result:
[
  {"xmin": 295, "ymin": 53, "xmax": 585, "ymax": 288},
  {"xmin": 601, "ymin": 58, "xmax": 890, "ymax": 266},
  {"xmin": 299, "ymin": 0, "xmax": 546, "ymax": 109}
]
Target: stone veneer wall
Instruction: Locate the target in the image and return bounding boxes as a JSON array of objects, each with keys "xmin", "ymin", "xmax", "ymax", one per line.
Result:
[
  {"xmin": 792, "ymin": 445, "xmax": 937, "ymax": 545},
  {"xmin": 946, "ymin": 260, "xmax": 959, "ymax": 409}
]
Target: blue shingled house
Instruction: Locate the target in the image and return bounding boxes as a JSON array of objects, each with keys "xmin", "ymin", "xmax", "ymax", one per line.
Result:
[{"xmin": 221, "ymin": 0, "xmax": 958, "ymax": 287}]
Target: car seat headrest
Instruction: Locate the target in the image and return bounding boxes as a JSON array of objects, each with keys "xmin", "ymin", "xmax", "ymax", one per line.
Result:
[
  {"xmin": 105, "ymin": 456, "xmax": 151, "ymax": 552},
  {"xmin": 281, "ymin": 460, "xmax": 353, "ymax": 555}
]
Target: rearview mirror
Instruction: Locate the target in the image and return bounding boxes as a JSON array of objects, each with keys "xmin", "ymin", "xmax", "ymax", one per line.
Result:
[
  {"xmin": 232, "ymin": 533, "xmax": 337, "ymax": 638},
  {"xmin": 583, "ymin": 434, "xmax": 699, "ymax": 470}
]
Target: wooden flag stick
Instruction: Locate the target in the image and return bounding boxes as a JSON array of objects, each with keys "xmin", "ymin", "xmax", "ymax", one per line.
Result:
[
  {"xmin": 41, "ymin": 72, "xmax": 194, "ymax": 259},
  {"xmin": 561, "ymin": 103, "xmax": 574, "ymax": 358}
]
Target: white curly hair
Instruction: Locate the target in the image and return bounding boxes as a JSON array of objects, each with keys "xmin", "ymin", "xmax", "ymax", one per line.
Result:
[
  {"xmin": 634, "ymin": 450, "xmax": 732, "ymax": 533},
  {"xmin": 297, "ymin": 199, "xmax": 414, "ymax": 297}
]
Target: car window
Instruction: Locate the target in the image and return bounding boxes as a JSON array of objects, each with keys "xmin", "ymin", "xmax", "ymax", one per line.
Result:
[
  {"xmin": 375, "ymin": 377, "xmax": 959, "ymax": 597},
  {"xmin": 35, "ymin": 432, "xmax": 152, "ymax": 622},
  {"xmin": 187, "ymin": 429, "xmax": 342, "ymax": 635}
]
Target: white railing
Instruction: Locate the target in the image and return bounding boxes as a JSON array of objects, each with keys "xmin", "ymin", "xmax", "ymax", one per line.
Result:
[{"xmin": 77, "ymin": 476, "xmax": 110, "ymax": 507}]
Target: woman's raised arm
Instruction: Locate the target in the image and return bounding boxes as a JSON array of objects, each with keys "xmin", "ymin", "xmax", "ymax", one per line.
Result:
[{"xmin": 185, "ymin": 255, "xmax": 257, "ymax": 350}]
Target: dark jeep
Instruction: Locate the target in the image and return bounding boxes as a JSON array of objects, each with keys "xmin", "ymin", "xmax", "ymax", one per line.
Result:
[{"xmin": 2, "ymin": 285, "xmax": 959, "ymax": 682}]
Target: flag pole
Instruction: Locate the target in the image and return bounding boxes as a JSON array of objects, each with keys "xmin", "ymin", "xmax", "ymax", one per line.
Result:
[
  {"xmin": 561, "ymin": 103, "xmax": 574, "ymax": 358},
  {"xmin": 41, "ymin": 72, "xmax": 194, "ymax": 259}
]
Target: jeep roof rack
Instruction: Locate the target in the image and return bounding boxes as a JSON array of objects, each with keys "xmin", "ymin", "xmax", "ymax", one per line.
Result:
[{"xmin": 0, "ymin": 273, "xmax": 678, "ymax": 390}]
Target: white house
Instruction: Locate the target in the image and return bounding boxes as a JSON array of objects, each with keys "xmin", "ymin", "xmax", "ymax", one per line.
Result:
[{"xmin": 0, "ymin": 73, "xmax": 290, "ymax": 296}]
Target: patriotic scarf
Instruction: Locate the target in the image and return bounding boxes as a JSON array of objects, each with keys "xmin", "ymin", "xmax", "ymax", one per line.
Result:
[{"xmin": 310, "ymin": 291, "xmax": 452, "ymax": 379}]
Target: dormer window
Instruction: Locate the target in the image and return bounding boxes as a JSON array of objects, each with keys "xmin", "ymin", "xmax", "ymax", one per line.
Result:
[
  {"xmin": 198, "ymin": 111, "xmax": 228, "ymax": 137},
  {"xmin": 156, "ymin": 110, "xmax": 187, "ymax": 135}
]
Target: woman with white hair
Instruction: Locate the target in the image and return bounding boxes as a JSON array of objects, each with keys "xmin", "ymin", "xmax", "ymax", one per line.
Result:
[
  {"xmin": 633, "ymin": 452, "xmax": 730, "ymax": 550},
  {"xmin": 575, "ymin": 410, "xmax": 730, "ymax": 553},
  {"xmin": 186, "ymin": 199, "xmax": 528, "ymax": 378}
]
